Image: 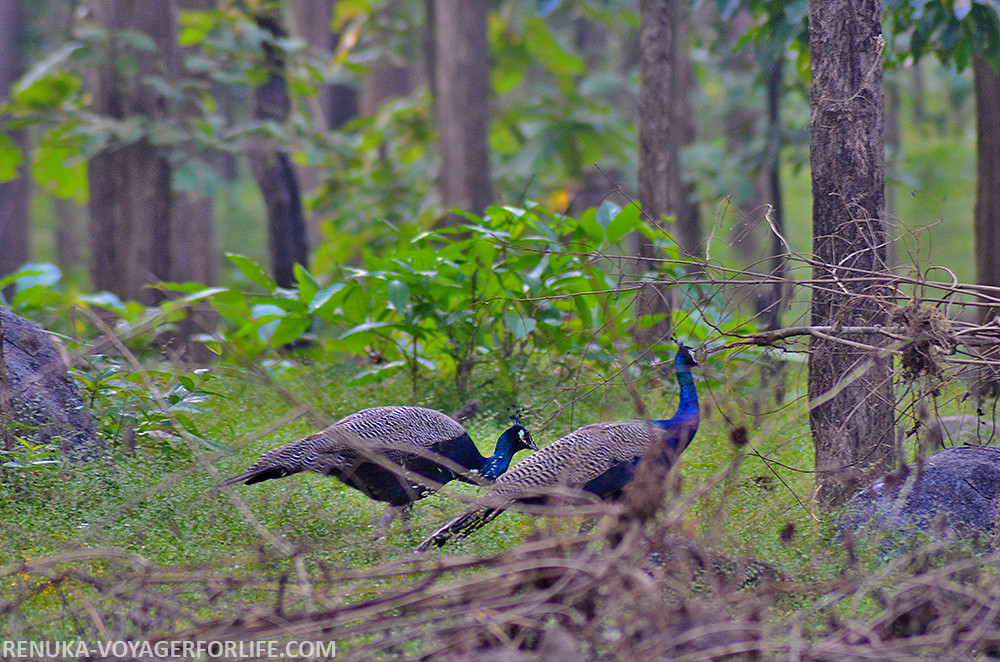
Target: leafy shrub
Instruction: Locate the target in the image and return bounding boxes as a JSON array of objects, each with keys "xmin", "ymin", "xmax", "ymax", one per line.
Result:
[{"xmin": 172, "ymin": 203, "xmax": 708, "ymax": 398}]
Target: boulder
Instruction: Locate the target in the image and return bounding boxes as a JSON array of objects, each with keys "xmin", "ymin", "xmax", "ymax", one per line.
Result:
[
  {"xmin": 845, "ymin": 446, "xmax": 1000, "ymax": 543},
  {"xmin": 1, "ymin": 307, "xmax": 102, "ymax": 462}
]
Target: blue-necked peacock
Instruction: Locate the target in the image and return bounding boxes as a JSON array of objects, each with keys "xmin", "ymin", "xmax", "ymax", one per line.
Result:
[
  {"xmin": 219, "ymin": 406, "xmax": 536, "ymax": 532},
  {"xmin": 416, "ymin": 346, "xmax": 699, "ymax": 549}
]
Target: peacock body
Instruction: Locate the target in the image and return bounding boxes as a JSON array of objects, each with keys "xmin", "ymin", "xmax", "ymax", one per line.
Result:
[
  {"xmin": 416, "ymin": 346, "xmax": 699, "ymax": 549},
  {"xmin": 219, "ymin": 405, "xmax": 536, "ymax": 531}
]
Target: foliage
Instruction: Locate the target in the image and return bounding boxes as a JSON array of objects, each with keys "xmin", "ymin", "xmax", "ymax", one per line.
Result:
[
  {"xmin": 885, "ymin": 0, "xmax": 1000, "ymax": 71},
  {"xmin": 73, "ymin": 356, "xmax": 226, "ymax": 456},
  {"xmin": 173, "ymin": 203, "xmax": 707, "ymax": 398},
  {"xmin": 0, "ymin": 437, "xmax": 62, "ymax": 472},
  {"xmin": 735, "ymin": 0, "xmax": 1000, "ymax": 73}
]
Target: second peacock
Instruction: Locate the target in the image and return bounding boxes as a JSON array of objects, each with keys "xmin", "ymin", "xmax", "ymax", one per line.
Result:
[
  {"xmin": 219, "ymin": 406, "xmax": 536, "ymax": 533},
  {"xmin": 416, "ymin": 345, "xmax": 699, "ymax": 550}
]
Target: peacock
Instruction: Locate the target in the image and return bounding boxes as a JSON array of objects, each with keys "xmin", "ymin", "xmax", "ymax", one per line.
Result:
[
  {"xmin": 219, "ymin": 406, "xmax": 536, "ymax": 532},
  {"xmin": 416, "ymin": 346, "xmax": 699, "ymax": 550}
]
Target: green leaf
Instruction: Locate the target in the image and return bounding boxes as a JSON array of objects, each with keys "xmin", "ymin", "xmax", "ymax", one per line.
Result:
[
  {"xmin": 492, "ymin": 62, "xmax": 525, "ymax": 95},
  {"xmin": 178, "ymin": 10, "xmax": 215, "ymax": 47},
  {"xmin": 309, "ymin": 283, "xmax": 347, "ymax": 314},
  {"xmin": 524, "ymin": 17, "xmax": 584, "ymax": 76},
  {"xmin": 503, "ymin": 313, "xmax": 537, "ymax": 339},
  {"xmin": 489, "ymin": 121, "xmax": 521, "ymax": 155},
  {"xmin": 605, "ymin": 203, "xmax": 641, "ymax": 244},
  {"xmin": 269, "ymin": 315, "xmax": 311, "ymax": 347},
  {"xmin": 576, "ymin": 208, "xmax": 604, "ymax": 244},
  {"xmin": 32, "ymin": 134, "xmax": 88, "ymax": 203},
  {"xmin": 386, "ymin": 280, "xmax": 410, "ymax": 313},
  {"xmin": 228, "ymin": 254, "xmax": 278, "ymax": 292},
  {"xmin": 341, "ymin": 284, "xmax": 367, "ymax": 322},
  {"xmin": 11, "ymin": 43, "xmax": 84, "ymax": 109},
  {"xmin": 0, "ymin": 134, "xmax": 23, "ymax": 182},
  {"xmin": 595, "ymin": 200, "xmax": 621, "ymax": 230},
  {"xmin": 294, "ymin": 263, "xmax": 319, "ymax": 304}
]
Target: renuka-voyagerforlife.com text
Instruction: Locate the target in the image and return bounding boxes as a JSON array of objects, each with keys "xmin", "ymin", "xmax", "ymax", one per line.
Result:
[{"xmin": 1, "ymin": 639, "xmax": 337, "ymax": 659}]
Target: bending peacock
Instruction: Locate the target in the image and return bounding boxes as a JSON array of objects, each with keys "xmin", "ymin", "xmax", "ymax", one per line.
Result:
[
  {"xmin": 219, "ymin": 406, "xmax": 536, "ymax": 532},
  {"xmin": 416, "ymin": 345, "xmax": 699, "ymax": 550}
]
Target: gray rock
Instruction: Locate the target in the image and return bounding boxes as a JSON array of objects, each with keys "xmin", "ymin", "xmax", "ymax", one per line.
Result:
[
  {"xmin": 2, "ymin": 307, "xmax": 102, "ymax": 463},
  {"xmin": 845, "ymin": 446, "xmax": 1000, "ymax": 543}
]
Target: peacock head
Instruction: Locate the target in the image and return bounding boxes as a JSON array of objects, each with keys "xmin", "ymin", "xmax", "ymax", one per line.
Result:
[
  {"xmin": 503, "ymin": 424, "xmax": 537, "ymax": 452},
  {"xmin": 676, "ymin": 344, "xmax": 698, "ymax": 371},
  {"xmin": 503, "ymin": 408, "xmax": 537, "ymax": 452}
]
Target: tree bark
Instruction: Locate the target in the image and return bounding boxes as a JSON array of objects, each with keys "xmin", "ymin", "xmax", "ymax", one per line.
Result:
[
  {"xmin": 808, "ymin": 0, "xmax": 895, "ymax": 510},
  {"xmin": 433, "ymin": 0, "xmax": 493, "ymax": 220},
  {"xmin": 290, "ymin": 0, "xmax": 359, "ymax": 246},
  {"xmin": 88, "ymin": 0, "xmax": 179, "ymax": 304},
  {"xmin": 974, "ymin": 56, "xmax": 1000, "ymax": 324},
  {"xmin": 723, "ymin": 8, "xmax": 765, "ymax": 264},
  {"xmin": 0, "ymin": 0, "xmax": 30, "ymax": 283},
  {"xmin": 248, "ymin": 12, "xmax": 309, "ymax": 289},
  {"xmin": 174, "ymin": 0, "xmax": 219, "ymax": 287},
  {"xmin": 758, "ymin": 58, "xmax": 786, "ymax": 332},
  {"xmin": 635, "ymin": 0, "xmax": 693, "ymax": 346}
]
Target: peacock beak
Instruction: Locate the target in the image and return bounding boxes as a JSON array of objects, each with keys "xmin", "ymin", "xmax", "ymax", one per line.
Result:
[{"xmin": 520, "ymin": 428, "xmax": 538, "ymax": 450}]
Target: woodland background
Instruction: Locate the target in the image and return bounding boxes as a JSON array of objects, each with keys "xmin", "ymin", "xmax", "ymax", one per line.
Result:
[{"xmin": 2, "ymin": 0, "xmax": 1000, "ymax": 660}]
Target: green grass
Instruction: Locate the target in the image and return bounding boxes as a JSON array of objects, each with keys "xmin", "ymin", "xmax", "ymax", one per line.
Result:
[{"xmin": 0, "ymin": 351, "xmax": 823, "ymax": 575}]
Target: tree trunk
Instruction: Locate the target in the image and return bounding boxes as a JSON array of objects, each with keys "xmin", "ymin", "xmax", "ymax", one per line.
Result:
[
  {"xmin": 884, "ymin": 73, "xmax": 900, "ymax": 269},
  {"xmin": 0, "ymin": 0, "xmax": 30, "ymax": 283},
  {"xmin": 808, "ymin": 0, "xmax": 895, "ymax": 510},
  {"xmin": 88, "ymin": 0, "xmax": 179, "ymax": 304},
  {"xmin": 974, "ymin": 56, "xmax": 1000, "ymax": 324},
  {"xmin": 433, "ymin": 0, "xmax": 494, "ymax": 220},
  {"xmin": 758, "ymin": 58, "xmax": 786, "ymax": 333},
  {"xmin": 248, "ymin": 12, "xmax": 309, "ymax": 290},
  {"xmin": 174, "ymin": 0, "xmax": 219, "ymax": 288},
  {"xmin": 635, "ymin": 0, "xmax": 691, "ymax": 346},
  {"xmin": 293, "ymin": 0, "xmax": 358, "ymax": 130},
  {"xmin": 359, "ymin": 0, "xmax": 411, "ymax": 117},
  {"xmin": 291, "ymin": 0, "xmax": 359, "ymax": 246},
  {"xmin": 723, "ymin": 8, "xmax": 765, "ymax": 264}
]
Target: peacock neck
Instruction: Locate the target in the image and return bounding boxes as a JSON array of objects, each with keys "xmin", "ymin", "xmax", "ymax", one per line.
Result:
[
  {"xmin": 674, "ymin": 369, "xmax": 699, "ymax": 422},
  {"xmin": 652, "ymin": 364, "xmax": 699, "ymax": 449},
  {"xmin": 480, "ymin": 432, "xmax": 517, "ymax": 480}
]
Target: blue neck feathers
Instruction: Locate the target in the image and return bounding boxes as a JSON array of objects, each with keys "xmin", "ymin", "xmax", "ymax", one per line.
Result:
[
  {"xmin": 480, "ymin": 426, "xmax": 532, "ymax": 479},
  {"xmin": 653, "ymin": 348, "xmax": 700, "ymax": 450}
]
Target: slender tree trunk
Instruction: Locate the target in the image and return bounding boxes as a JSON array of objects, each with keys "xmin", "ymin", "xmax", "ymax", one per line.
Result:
[
  {"xmin": 884, "ymin": 73, "xmax": 900, "ymax": 269},
  {"xmin": 635, "ymin": 0, "xmax": 689, "ymax": 346},
  {"xmin": 723, "ymin": 8, "xmax": 765, "ymax": 264},
  {"xmin": 758, "ymin": 58, "xmax": 786, "ymax": 332},
  {"xmin": 291, "ymin": 0, "xmax": 359, "ymax": 246},
  {"xmin": 42, "ymin": 2, "xmax": 82, "ymax": 277},
  {"xmin": 293, "ymin": 0, "xmax": 358, "ymax": 130},
  {"xmin": 637, "ymin": 0, "xmax": 700, "ymax": 259},
  {"xmin": 88, "ymin": 0, "xmax": 179, "ymax": 304},
  {"xmin": 974, "ymin": 56, "xmax": 1000, "ymax": 324},
  {"xmin": 433, "ymin": 0, "xmax": 493, "ymax": 220},
  {"xmin": 808, "ymin": 0, "xmax": 895, "ymax": 510},
  {"xmin": 173, "ymin": 0, "xmax": 219, "ymax": 288},
  {"xmin": 0, "ymin": 0, "xmax": 30, "ymax": 283},
  {"xmin": 359, "ymin": 0, "xmax": 411, "ymax": 117},
  {"xmin": 248, "ymin": 12, "xmax": 309, "ymax": 289}
]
